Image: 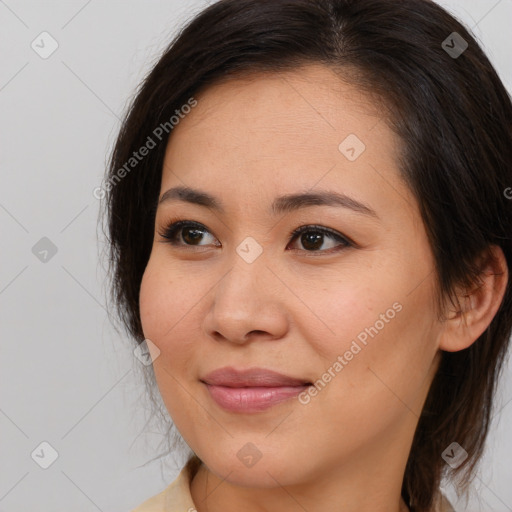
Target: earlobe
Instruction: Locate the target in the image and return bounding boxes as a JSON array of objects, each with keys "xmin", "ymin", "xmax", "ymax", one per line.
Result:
[{"xmin": 439, "ymin": 245, "xmax": 509, "ymax": 353}]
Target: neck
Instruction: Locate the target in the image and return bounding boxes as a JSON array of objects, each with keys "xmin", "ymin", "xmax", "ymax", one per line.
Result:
[{"xmin": 190, "ymin": 453, "xmax": 412, "ymax": 512}]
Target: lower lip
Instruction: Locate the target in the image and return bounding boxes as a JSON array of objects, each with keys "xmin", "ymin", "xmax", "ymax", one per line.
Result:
[{"xmin": 203, "ymin": 383, "xmax": 310, "ymax": 412}]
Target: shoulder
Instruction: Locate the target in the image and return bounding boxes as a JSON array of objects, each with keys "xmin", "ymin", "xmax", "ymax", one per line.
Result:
[{"xmin": 131, "ymin": 456, "xmax": 201, "ymax": 512}]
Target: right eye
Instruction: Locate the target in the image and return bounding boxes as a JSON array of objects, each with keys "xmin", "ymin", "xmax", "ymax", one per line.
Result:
[{"xmin": 158, "ymin": 219, "xmax": 220, "ymax": 248}]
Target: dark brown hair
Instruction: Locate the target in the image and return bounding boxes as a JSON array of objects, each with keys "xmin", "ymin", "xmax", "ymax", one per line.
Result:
[{"xmin": 101, "ymin": 1, "xmax": 512, "ymax": 510}]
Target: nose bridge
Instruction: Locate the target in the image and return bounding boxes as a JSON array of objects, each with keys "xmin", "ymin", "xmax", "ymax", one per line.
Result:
[
  {"xmin": 220, "ymin": 229, "xmax": 274, "ymax": 297},
  {"xmin": 216, "ymin": 249, "xmax": 270, "ymax": 315}
]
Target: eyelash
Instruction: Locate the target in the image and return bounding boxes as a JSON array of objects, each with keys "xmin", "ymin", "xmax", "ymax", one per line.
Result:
[{"xmin": 157, "ymin": 217, "xmax": 354, "ymax": 254}]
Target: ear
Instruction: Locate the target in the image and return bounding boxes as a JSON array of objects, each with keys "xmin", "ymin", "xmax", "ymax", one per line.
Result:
[{"xmin": 439, "ymin": 245, "xmax": 509, "ymax": 352}]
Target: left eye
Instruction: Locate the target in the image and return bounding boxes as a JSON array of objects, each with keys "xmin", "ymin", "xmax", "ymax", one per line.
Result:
[
  {"xmin": 158, "ymin": 220, "xmax": 352, "ymax": 253},
  {"xmin": 287, "ymin": 225, "xmax": 351, "ymax": 252}
]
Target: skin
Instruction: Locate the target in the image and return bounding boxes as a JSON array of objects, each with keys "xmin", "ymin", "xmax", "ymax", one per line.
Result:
[{"xmin": 138, "ymin": 64, "xmax": 508, "ymax": 512}]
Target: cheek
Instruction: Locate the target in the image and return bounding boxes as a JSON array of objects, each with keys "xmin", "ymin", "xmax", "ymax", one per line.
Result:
[
  {"xmin": 318, "ymin": 286, "xmax": 439, "ymax": 427},
  {"xmin": 288, "ymin": 272, "xmax": 394, "ymax": 363},
  {"xmin": 297, "ymin": 265, "xmax": 439, "ymax": 400},
  {"xmin": 139, "ymin": 263, "xmax": 168, "ymax": 342},
  {"xmin": 139, "ymin": 260, "xmax": 202, "ymax": 425},
  {"xmin": 139, "ymin": 258, "xmax": 200, "ymax": 363}
]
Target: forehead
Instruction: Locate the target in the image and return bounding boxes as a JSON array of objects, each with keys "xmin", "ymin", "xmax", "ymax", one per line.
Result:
[
  {"xmin": 160, "ymin": 64, "xmax": 411, "ymax": 220},
  {"xmin": 169, "ymin": 64, "xmax": 383, "ymax": 151}
]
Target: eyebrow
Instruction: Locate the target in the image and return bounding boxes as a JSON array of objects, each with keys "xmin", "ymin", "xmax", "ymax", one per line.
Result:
[{"xmin": 158, "ymin": 185, "xmax": 379, "ymax": 219}]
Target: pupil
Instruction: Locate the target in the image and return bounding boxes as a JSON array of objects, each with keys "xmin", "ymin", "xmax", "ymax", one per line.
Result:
[
  {"xmin": 183, "ymin": 227, "xmax": 203, "ymax": 244},
  {"xmin": 302, "ymin": 232, "xmax": 322, "ymax": 250}
]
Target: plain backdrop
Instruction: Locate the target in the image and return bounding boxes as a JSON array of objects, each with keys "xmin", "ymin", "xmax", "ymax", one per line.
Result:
[{"xmin": 1, "ymin": 1, "xmax": 511, "ymax": 511}]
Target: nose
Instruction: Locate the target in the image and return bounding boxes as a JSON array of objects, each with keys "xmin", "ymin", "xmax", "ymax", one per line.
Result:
[{"xmin": 203, "ymin": 257, "xmax": 289, "ymax": 345}]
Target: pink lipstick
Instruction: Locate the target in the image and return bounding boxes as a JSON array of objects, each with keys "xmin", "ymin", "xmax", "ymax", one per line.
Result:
[{"xmin": 201, "ymin": 367, "xmax": 311, "ymax": 413}]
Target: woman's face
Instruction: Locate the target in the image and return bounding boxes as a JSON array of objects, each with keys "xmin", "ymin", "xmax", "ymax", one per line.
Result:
[{"xmin": 139, "ymin": 64, "xmax": 445, "ymax": 489}]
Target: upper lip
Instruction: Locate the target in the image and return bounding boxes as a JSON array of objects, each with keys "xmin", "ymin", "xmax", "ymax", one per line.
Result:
[{"xmin": 201, "ymin": 367, "xmax": 311, "ymax": 387}]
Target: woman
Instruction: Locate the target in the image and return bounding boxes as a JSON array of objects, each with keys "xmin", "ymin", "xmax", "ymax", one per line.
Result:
[{"xmin": 101, "ymin": 0, "xmax": 512, "ymax": 511}]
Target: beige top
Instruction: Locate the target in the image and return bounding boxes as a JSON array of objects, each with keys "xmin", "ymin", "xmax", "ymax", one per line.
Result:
[{"xmin": 131, "ymin": 458, "xmax": 455, "ymax": 512}]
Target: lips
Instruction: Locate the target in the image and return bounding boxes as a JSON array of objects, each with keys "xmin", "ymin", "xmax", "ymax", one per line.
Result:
[
  {"xmin": 200, "ymin": 367, "xmax": 312, "ymax": 413},
  {"xmin": 201, "ymin": 366, "xmax": 311, "ymax": 387}
]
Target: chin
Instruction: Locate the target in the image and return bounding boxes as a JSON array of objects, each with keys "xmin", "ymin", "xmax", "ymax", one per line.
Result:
[{"xmin": 203, "ymin": 450, "xmax": 305, "ymax": 488}]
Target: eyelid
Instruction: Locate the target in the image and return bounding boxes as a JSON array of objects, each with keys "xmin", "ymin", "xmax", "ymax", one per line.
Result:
[
  {"xmin": 157, "ymin": 218, "xmax": 220, "ymax": 247},
  {"xmin": 289, "ymin": 224, "xmax": 354, "ymax": 248}
]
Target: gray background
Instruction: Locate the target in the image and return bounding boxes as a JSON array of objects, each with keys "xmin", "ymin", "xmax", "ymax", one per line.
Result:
[{"xmin": 0, "ymin": 1, "xmax": 511, "ymax": 511}]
